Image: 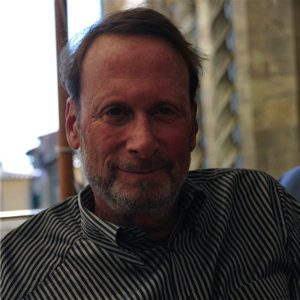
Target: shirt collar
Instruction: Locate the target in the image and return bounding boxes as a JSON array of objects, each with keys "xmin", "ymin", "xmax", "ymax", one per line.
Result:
[
  {"xmin": 78, "ymin": 186, "xmax": 120, "ymax": 245},
  {"xmin": 178, "ymin": 176, "xmax": 204, "ymax": 210},
  {"xmin": 182, "ymin": 174, "xmax": 207, "ymax": 232}
]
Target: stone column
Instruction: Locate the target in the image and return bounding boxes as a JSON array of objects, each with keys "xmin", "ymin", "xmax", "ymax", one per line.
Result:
[{"xmin": 196, "ymin": 0, "xmax": 240, "ymax": 168}]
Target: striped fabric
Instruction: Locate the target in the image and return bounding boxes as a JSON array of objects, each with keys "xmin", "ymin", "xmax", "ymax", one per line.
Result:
[{"xmin": 1, "ymin": 168, "xmax": 300, "ymax": 299}]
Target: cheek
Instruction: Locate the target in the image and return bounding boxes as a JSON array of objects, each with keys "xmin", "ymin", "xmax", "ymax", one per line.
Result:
[
  {"xmin": 83, "ymin": 126, "xmax": 124, "ymax": 163},
  {"xmin": 160, "ymin": 129, "xmax": 192, "ymax": 158}
]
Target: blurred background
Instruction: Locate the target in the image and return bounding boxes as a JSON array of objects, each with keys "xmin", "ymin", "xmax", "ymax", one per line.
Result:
[{"xmin": 1, "ymin": 0, "xmax": 299, "ymax": 236}]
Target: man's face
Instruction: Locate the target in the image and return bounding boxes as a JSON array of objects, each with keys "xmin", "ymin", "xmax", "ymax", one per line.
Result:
[{"xmin": 66, "ymin": 35, "xmax": 197, "ymax": 216}]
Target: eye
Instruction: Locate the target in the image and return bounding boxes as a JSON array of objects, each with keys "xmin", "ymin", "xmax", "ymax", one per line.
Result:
[
  {"xmin": 100, "ymin": 106, "xmax": 131, "ymax": 125},
  {"xmin": 156, "ymin": 107, "xmax": 174, "ymax": 115},
  {"xmin": 153, "ymin": 106, "xmax": 179, "ymax": 123},
  {"xmin": 106, "ymin": 107, "xmax": 124, "ymax": 116}
]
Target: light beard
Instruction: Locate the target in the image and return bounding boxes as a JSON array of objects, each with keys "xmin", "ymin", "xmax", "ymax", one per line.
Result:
[{"xmin": 82, "ymin": 156, "xmax": 188, "ymax": 216}]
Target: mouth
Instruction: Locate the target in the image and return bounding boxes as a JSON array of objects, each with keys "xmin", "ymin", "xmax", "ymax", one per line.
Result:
[{"xmin": 119, "ymin": 167, "xmax": 164, "ymax": 175}]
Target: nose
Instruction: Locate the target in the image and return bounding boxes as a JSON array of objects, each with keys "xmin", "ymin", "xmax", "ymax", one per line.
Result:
[{"xmin": 126, "ymin": 115, "xmax": 158, "ymax": 158}]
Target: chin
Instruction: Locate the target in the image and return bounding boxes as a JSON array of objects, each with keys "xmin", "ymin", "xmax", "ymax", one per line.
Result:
[{"xmin": 104, "ymin": 179, "xmax": 178, "ymax": 214}]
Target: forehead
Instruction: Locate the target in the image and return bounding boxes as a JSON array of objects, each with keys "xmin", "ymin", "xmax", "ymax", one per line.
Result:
[
  {"xmin": 79, "ymin": 34, "xmax": 190, "ymax": 110},
  {"xmin": 81, "ymin": 34, "xmax": 188, "ymax": 79}
]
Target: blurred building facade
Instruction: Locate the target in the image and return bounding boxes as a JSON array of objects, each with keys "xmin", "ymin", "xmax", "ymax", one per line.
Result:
[
  {"xmin": 101, "ymin": 0, "xmax": 300, "ymax": 178},
  {"xmin": 0, "ymin": 170, "xmax": 34, "ymax": 211},
  {"xmin": 27, "ymin": 132, "xmax": 60, "ymax": 208}
]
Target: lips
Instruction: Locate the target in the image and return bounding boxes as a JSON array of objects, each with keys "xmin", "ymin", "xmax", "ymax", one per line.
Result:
[
  {"xmin": 116, "ymin": 166, "xmax": 167, "ymax": 181},
  {"xmin": 119, "ymin": 167, "xmax": 163, "ymax": 174}
]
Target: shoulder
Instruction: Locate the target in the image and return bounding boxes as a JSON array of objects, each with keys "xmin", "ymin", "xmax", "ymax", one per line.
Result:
[
  {"xmin": 1, "ymin": 195, "xmax": 81, "ymax": 299},
  {"xmin": 186, "ymin": 168, "xmax": 297, "ymax": 221},
  {"xmin": 186, "ymin": 169, "xmax": 300, "ymax": 295},
  {"xmin": 2, "ymin": 195, "xmax": 80, "ymax": 244},
  {"xmin": 187, "ymin": 168, "xmax": 274, "ymax": 187},
  {"xmin": 187, "ymin": 168, "xmax": 299, "ymax": 237}
]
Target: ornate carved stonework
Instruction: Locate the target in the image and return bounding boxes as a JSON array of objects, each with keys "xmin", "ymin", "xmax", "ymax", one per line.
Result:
[{"xmin": 101, "ymin": 0, "xmax": 300, "ymax": 176}]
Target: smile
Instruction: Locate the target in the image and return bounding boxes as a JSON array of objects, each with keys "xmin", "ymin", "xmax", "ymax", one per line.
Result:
[{"xmin": 119, "ymin": 167, "xmax": 164, "ymax": 175}]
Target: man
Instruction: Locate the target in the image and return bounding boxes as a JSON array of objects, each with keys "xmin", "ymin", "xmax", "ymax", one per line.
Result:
[
  {"xmin": 1, "ymin": 8, "xmax": 299, "ymax": 299},
  {"xmin": 278, "ymin": 166, "xmax": 300, "ymax": 202}
]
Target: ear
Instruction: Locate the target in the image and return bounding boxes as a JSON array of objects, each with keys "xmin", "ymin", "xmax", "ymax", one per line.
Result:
[
  {"xmin": 65, "ymin": 98, "xmax": 80, "ymax": 150},
  {"xmin": 189, "ymin": 103, "xmax": 198, "ymax": 151}
]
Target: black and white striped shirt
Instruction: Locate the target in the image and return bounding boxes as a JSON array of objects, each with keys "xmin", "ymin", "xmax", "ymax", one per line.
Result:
[{"xmin": 1, "ymin": 169, "xmax": 300, "ymax": 299}]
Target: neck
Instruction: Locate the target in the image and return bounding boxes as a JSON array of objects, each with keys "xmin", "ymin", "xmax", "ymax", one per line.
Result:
[{"xmin": 94, "ymin": 198, "xmax": 179, "ymax": 239}]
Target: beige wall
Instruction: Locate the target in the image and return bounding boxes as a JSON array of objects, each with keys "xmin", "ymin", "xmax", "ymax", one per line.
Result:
[{"xmin": 1, "ymin": 179, "xmax": 32, "ymax": 211}]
